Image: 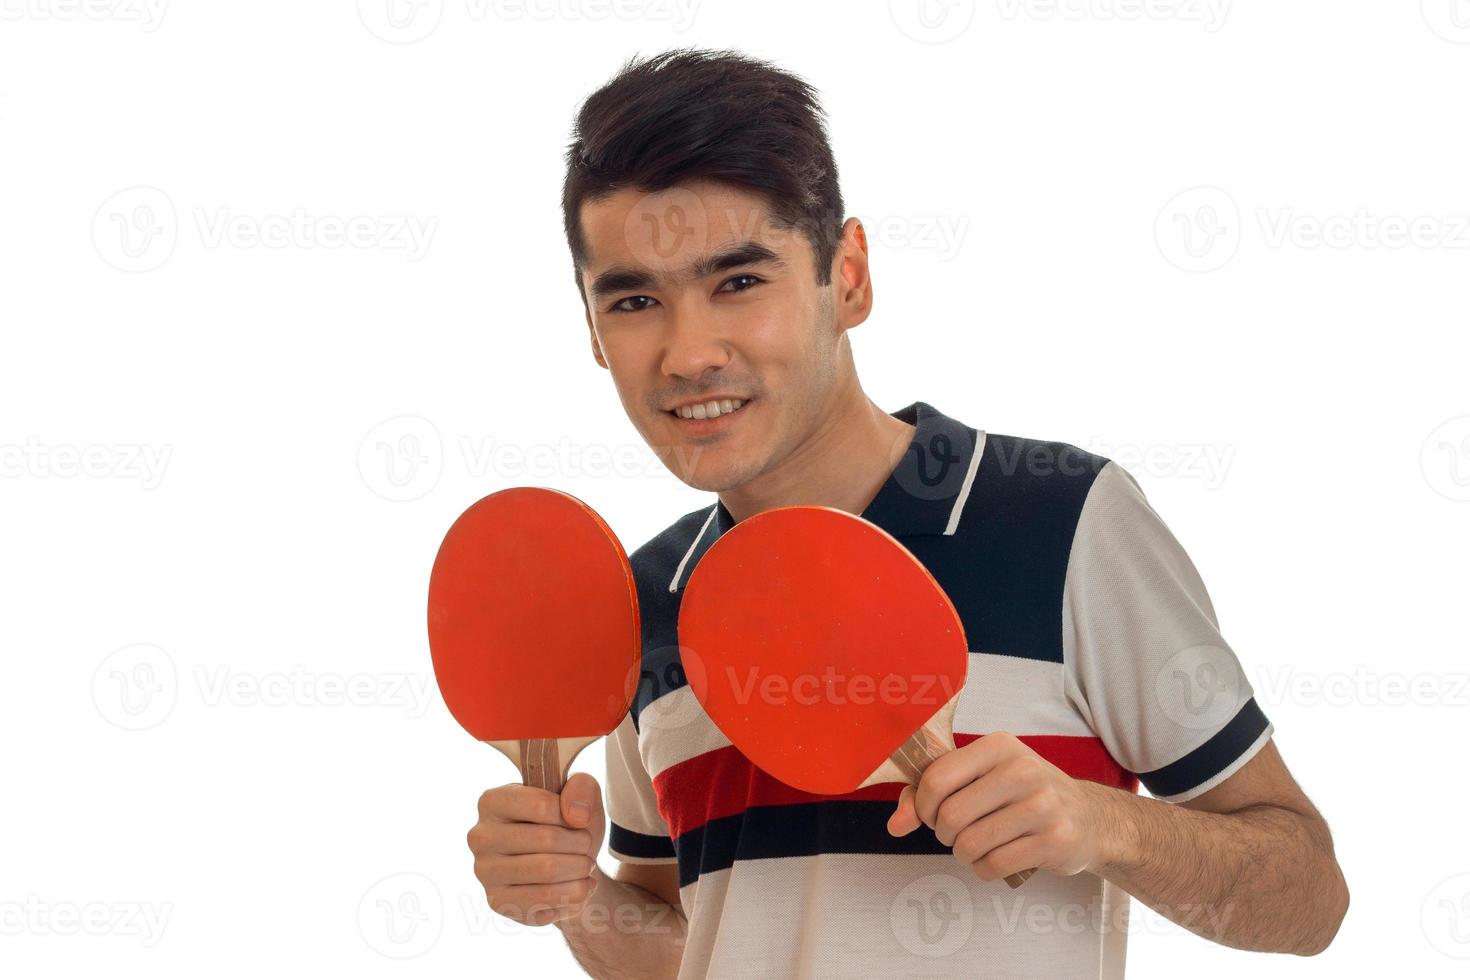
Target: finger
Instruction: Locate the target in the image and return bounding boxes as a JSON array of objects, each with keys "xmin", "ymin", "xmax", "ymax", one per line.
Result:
[
  {"xmin": 560, "ymin": 772, "xmax": 604, "ymax": 830},
  {"xmin": 931, "ymin": 771, "xmax": 1029, "ymax": 847},
  {"xmin": 967, "ymin": 834, "xmax": 1046, "ymax": 885},
  {"xmin": 949, "ymin": 798, "xmax": 1040, "ymax": 866},
  {"xmin": 913, "ymin": 732, "xmax": 1019, "ymax": 829},
  {"xmin": 523, "ymin": 903, "xmax": 580, "ymax": 927},
  {"xmin": 493, "ymin": 881, "xmax": 596, "ymax": 922},
  {"xmin": 887, "ymin": 785, "xmax": 921, "ymax": 837},
  {"xmin": 479, "ymin": 852, "xmax": 596, "ymax": 888},
  {"xmin": 479, "ymin": 785, "xmax": 564, "ymax": 826},
  {"xmin": 488, "ymin": 823, "xmax": 596, "ymax": 857}
]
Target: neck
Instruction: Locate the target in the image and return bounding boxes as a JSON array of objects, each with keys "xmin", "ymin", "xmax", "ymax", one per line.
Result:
[{"xmin": 718, "ymin": 381, "xmax": 916, "ymax": 525}]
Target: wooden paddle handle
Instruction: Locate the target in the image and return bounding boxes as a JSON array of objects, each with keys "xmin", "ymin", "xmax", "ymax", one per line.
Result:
[
  {"xmin": 891, "ymin": 725, "xmax": 1037, "ymax": 889},
  {"xmin": 518, "ymin": 738, "xmax": 564, "ymax": 794}
]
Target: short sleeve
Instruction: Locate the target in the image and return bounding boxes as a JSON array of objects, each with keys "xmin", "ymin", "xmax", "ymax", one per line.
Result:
[
  {"xmin": 1062, "ymin": 461, "xmax": 1273, "ymax": 802},
  {"xmin": 604, "ymin": 712, "xmax": 678, "ymax": 864}
]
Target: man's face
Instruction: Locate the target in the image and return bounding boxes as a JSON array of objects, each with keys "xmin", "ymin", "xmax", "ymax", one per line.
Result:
[{"xmin": 578, "ymin": 179, "xmax": 868, "ymax": 492}]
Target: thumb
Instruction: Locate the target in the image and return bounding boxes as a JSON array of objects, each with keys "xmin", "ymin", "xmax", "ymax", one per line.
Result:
[
  {"xmin": 887, "ymin": 784, "xmax": 921, "ymax": 837},
  {"xmin": 560, "ymin": 772, "xmax": 606, "ymax": 847}
]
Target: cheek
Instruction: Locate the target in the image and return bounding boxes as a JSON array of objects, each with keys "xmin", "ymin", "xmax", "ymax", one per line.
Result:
[
  {"xmin": 593, "ymin": 322, "xmax": 655, "ymax": 370},
  {"xmin": 730, "ymin": 290, "xmax": 810, "ymax": 353}
]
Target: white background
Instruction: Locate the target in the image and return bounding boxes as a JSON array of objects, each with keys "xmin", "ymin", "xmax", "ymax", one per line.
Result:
[{"xmin": 2, "ymin": 1, "xmax": 1468, "ymax": 976}]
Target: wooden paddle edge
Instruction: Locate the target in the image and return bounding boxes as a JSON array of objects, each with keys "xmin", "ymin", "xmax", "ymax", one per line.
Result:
[{"xmin": 486, "ymin": 736, "xmax": 601, "ymax": 795}]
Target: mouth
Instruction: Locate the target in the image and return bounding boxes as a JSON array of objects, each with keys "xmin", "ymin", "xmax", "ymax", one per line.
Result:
[{"xmin": 666, "ymin": 397, "xmax": 753, "ymax": 427}]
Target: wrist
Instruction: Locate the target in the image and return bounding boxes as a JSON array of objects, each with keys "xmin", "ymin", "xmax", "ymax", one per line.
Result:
[
  {"xmin": 1080, "ymin": 780, "xmax": 1143, "ymax": 876},
  {"xmin": 554, "ymin": 864, "xmax": 612, "ymax": 935}
]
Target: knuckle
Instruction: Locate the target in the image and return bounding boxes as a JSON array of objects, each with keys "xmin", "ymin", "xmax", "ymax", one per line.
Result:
[
  {"xmin": 934, "ymin": 797, "xmax": 959, "ymax": 833},
  {"xmin": 467, "ymin": 822, "xmax": 496, "ymax": 853},
  {"xmin": 1006, "ymin": 755, "xmax": 1041, "ymax": 783},
  {"xmin": 477, "ymin": 787, "xmax": 501, "ymax": 817},
  {"xmin": 530, "ymin": 854, "xmax": 560, "ymax": 882},
  {"xmin": 951, "ymin": 825, "xmax": 979, "ymax": 864},
  {"xmin": 486, "ymin": 889, "xmax": 516, "ymax": 915},
  {"xmin": 1019, "ymin": 792, "xmax": 1049, "ymax": 821}
]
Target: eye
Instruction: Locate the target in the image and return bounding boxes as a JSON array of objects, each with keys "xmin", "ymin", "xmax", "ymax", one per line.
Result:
[
  {"xmin": 719, "ymin": 274, "xmax": 763, "ymax": 294},
  {"xmin": 609, "ymin": 295, "xmax": 658, "ymax": 314}
]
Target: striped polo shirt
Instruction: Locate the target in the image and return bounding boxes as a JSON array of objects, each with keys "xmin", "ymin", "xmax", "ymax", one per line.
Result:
[{"xmin": 604, "ymin": 400, "xmax": 1272, "ymax": 979}]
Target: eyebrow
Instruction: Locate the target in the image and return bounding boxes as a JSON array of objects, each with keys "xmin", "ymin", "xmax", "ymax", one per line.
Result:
[{"xmin": 588, "ymin": 241, "xmax": 786, "ymax": 300}]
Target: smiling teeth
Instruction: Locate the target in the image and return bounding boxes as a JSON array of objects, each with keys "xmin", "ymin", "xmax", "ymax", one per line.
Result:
[{"xmin": 676, "ymin": 398, "xmax": 745, "ymax": 420}]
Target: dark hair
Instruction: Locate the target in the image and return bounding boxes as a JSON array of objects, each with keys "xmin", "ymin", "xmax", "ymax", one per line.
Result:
[{"xmin": 561, "ymin": 47, "xmax": 844, "ymax": 296}]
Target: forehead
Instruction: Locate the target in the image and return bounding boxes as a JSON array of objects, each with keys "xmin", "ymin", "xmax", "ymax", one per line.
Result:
[{"xmin": 579, "ymin": 180, "xmax": 802, "ymax": 279}]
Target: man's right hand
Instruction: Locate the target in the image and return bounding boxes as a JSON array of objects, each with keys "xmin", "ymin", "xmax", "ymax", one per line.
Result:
[{"xmin": 467, "ymin": 772, "xmax": 605, "ymax": 926}]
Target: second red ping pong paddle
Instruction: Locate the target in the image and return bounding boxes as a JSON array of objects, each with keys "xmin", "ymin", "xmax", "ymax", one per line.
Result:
[
  {"xmin": 679, "ymin": 504, "xmax": 1035, "ymax": 888},
  {"xmin": 427, "ymin": 487, "xmax": 641, "ymax": 794}
]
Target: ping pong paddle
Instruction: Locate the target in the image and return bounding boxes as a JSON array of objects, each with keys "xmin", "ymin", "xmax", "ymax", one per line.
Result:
[
  {"xmin": 427, "ymin": 487, "xmax": 641, "ymax": 794},
  {"xmin": 679, "ymin": 504, "xmax": 1035, "ymax": 888}
]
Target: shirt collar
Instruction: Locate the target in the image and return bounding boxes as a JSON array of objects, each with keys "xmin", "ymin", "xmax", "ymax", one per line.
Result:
[{"xmin": 668, "ymin": 400, "xmax": 986, "ymax": 592}]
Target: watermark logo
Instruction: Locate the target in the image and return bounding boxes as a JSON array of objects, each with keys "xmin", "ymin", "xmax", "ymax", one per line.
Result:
[
  {"xmin": 92, "ymin": 646, "xmax": 436, "ymax": 726},
  {"xmin": 483, "ymin": 0, "xmax": 699, "ymax": 30},
  {"xmin": 872, "ymin": 214, "xmax": 971, "ymax": 260},
  {"xmin": 0, "ymin": 439, "xmax": 172, "ymax": 489},
  {"xmin": 93, "ymin": 187, "xmax": 437, "ymax": 271},
  {"xmin": 193, "ymin": 208, "xmax": 435, "ymax": 258},
  {"xmin": 192, "ymin": 665, "xmax": 435, "ymax": 716},
  {"xmin": 890, "ymin": 0, "xmax": 976, "ymax": 43},
  {"xmin": 1257, "ymin": 209, "xmax": 1470, "ymax": 251},
  {"xmin": 890, "ymin": 873, "xmax": 974, "ymax": 957},
  {"xmin": 995, "ymin": 0, "xmax": 1230, "ymax": 31},
  {"xmin": 0, "ymin": 896, "xmax": 173, "ymax": 946},
  {"xmin": 1155, "ymin": 644, "xmax": 1243, "ymax": 732},
  {"xmin": 358, "ymin": 415, "xmax": 444, "ymax": 502},
  {"xmin": 1253, "ymin": 665, "xmax": 1470, "ymax": 710},
  {"xmin": 93, "ymin": 186, "xmax": 177, "ymax": 273},
  {"xmin": 891, "ymin": 424, "xmax": 980, "ymax": 503},
  {"xmin": 1423, "ymin": 873, "xmax": 1470, "ymax": 959},
  {"xmin": 0, "ymin": 0, "xmax": 168, "ymax": 30},
  {"xmin": 359, "ymin": 872, "xmax": 443, "ymax": 958},
  {"xmin": 357, "ymin": 0, "xmax": 444, "ymax": 42},
  {"xmin": 1159, "ymin": 187, "xmax": 1470, "ymax": 272},
  {"xmin": 712, "ymin": 665, "xmax": 960, "ymax": 708},
  {"xmin": 92, "ymin": 644, "xmax": 178, "ymax": 731},
  {"xmin": 638, "ymin": 650, "xmax": 707, "ymax": 735},
  {"xmin": 1422, "ymin": 0, "xmax": 1470, "ymax": 43},
  {"xmin": 622, "ymin": 186, "xmax": 709, "ymax": 270},
  {"xmin": 1421, "ymin": 416, "xmax": 1470, "ymax": 502},
  {"xmin": 356, "ymin": 416, "xmax": 704, "ymax": 501},
  {"xmin": 1083, "ymin": 439, "xmax": 1235, "ymax": 490},
  {"xmin": 358, "ymin": 0, "xmax": 697, "ymax": 43},
  {"xmin": 1155, "ymin": 186, "xmax": 1240, "ymax": 273},
  {"xmin": 991, "ymin": 893, "xmax": 1233, "ymax": 939}
]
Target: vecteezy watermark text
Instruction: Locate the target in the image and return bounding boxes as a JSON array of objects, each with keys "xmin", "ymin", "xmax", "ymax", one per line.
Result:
[{"xmin": 0, "ymin": 439, "xmax": 171, "ymax": 489}]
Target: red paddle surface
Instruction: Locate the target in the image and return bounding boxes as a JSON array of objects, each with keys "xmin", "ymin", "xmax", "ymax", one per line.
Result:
[
  {"xmin": 679, "ymin": 505, "xmax": 968, "ymax": 795},
  {"xmin": 427, "ymin": 487, "xmax": 640, "ymax": 742}
]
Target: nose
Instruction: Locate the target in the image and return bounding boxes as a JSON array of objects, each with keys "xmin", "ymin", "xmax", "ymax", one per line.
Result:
[{"xmin": 660, "ymin": 306, "xmax": 731, "ymax": 381}]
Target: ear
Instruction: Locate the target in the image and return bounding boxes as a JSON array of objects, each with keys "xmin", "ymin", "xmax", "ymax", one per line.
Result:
[{"xmin": 833, "ymin": 217, "xmax": 873, "ymax": 331}]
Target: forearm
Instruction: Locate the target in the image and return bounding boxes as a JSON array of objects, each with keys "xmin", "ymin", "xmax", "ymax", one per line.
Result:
[
  {"xmin": 556, "ymin": 865, "xmax": 687, "ymax": 979},
  {"xmin": 1084, "ymin": 782, "xmax": 1348, "ymax": 955}
]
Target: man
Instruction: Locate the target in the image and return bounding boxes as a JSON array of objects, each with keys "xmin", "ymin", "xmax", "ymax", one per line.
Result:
[{"xmin": 466, "ymin": 48, "xmax": 1347, "ymax": 977}]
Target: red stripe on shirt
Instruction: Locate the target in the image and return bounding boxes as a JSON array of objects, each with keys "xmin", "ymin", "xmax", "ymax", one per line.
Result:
[
  {"xmin": 653, "ymin": 734, "xmax": 1137, "ymax": 839},
  {"xmin": 954, "ymin": 732, "xmax": 1139, "ymax": 793}
]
